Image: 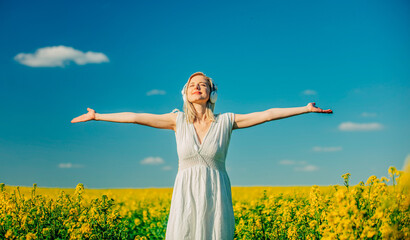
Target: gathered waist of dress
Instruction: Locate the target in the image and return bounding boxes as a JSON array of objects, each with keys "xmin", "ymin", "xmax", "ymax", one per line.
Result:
[{"xmin": 178, "ymin": 155, "xmax": 226, "ymax": 172}]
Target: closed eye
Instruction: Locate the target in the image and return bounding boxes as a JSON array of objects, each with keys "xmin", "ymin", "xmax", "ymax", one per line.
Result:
[{"xmin": 189, "ymin": 83, "xmax": 207, "ymax": 87}]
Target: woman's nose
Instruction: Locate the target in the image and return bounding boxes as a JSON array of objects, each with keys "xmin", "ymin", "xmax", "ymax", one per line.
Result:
[{"xmin": 196, "ymin": 84, "xmax": 201, "ymax": 90}]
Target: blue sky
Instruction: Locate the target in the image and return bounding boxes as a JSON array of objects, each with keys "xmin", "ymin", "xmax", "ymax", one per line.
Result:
[{"xmin": 1, "ymin": 0, "xmax": 409, "ymax": 188}]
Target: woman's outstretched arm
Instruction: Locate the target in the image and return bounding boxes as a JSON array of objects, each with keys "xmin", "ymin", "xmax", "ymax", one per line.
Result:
[
  {"xmin": 233, "ymin": 102, "xmax": 332, "ymax": 130},
  {"xmin": 71, "ymin": 108, "xmax": 177, "ymax": 130}
]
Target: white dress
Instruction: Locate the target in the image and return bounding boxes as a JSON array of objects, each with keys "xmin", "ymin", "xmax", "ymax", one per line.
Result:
[{"xmin": 165, "ymin": 111, "xmax": 236, "ymax": 240}]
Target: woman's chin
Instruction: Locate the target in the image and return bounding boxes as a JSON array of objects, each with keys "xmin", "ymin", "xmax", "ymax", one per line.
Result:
[{"xmin": 188, "ymin": 98, "xmax": 208, "ymax": 104}]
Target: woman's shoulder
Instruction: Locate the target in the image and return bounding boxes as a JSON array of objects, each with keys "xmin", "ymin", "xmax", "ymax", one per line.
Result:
[
  {"xmin": 171, "ymin": 109, "xmax": 185, "ymax": 122},
  {"xmin": 215, "ymin": 112, "xmax": 234, "ymax": 123},
  {"xmin": 171, "ymin": 108, "xmax": 181, "ymax": 113},
  {"xmin": 171, "ymin": 109, "xmax": 184, "ymax": 116},
  {"xmin": 218, "ymin": 112, "xmax": 234, "ymax": 117}
]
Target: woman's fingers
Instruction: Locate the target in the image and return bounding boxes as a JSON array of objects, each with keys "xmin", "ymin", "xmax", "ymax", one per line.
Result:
[
  {"xmin": 317, "ymin": 108, "xmax": 333, "ymax": 114},
  {"xmin": 308, "ymin": 102, "xmax": 333, "ymax": 114},
  {"xmin": 71, "ymin": 108, "xmax": 96, "ymax": 123},
  {"xmin": 71, "ymin": 116, "xmax": 81, "ymax": 123},
  {"xmin": 71, "ymin": 114, "xmax": 86, "ymax": 123}
]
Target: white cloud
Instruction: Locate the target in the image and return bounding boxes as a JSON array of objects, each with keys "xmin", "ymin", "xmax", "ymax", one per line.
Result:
[
  {"xmin": 302, "ymin": 89, "xmax": 317, "ymax": 95},
  {"xmin": 58, "ymin": 163, "xmax": 84, "ymax": 168},
  {"xmin": 278, "ymin": 160, "xmax": 308, "ymax": 165},
  {"xmin": 146, "ymin": 89, "xmax": 166, "ymax": 96},
  {"xmin": 14, "ymin": 45, "xmax": 109, "ymax": 67},
  {"xmin": 278, "ymin": 160, "xmax": 296, "ymax": 165},
  {"xmin": 279, "ymin": 159, "xmax": 318, "ymax": 172},
  {"xmin": 162, "ymin": 166, "xmax": 172, "ymax": 171},
  {"xmin": 352, "ymin": 89, "xmax": 362, "ymax": 94},
  {"xmin": 339, "ymin": 122, "xmax": 383, "ymax": 131},
  {"xmin": 295, "ymin": 165, "xmax": 319, "ymax": 172},
  {"xmin": 361, "ymin": 112, "xmax": 377, "ymax": 117},
  {"xmin": 140, "ymin": 157, "xmax": 165, "ymax": 165},
  {"xmin": 313, "ymin": 146, "xmax": 342, "ymax": 152}
]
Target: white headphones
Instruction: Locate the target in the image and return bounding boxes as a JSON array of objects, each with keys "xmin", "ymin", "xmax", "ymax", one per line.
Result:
[{"xmin": 181, "ymin": 82, "xmax": 218, "ymax": 103}]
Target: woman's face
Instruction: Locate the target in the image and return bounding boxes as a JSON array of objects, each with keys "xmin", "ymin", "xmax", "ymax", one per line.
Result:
[{"xmin": 186, "ymin": 75, "xmax": 210, "ymax": 104}]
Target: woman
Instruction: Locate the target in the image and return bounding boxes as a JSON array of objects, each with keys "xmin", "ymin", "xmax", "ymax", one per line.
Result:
[{"xmin": 71, "ymin": 72, "xmax": 333, "ymax": 239}]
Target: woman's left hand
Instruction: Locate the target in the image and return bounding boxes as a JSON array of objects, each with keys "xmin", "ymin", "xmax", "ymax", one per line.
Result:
[{"xmin": 307, "ymin": 102, "xmax": 333, "ymax": 113}]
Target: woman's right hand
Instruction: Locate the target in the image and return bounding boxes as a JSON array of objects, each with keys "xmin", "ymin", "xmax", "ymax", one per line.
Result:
[{"xmin": 71, "ymin": 108, "xmax": 96, "ymax": 123}]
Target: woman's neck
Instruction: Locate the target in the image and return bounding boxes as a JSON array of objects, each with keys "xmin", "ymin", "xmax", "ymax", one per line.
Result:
[{"xmin": 192, "ymin": 103, "xmax": 208, "ymax": 123}]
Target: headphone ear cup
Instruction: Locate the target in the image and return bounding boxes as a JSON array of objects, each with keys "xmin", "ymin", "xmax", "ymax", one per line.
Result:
[
  {"xmin": 209, "ymin": 91, "xmax": 217, "ymax": 103},
  {"xmin": 181, "ymin": 83, "xmax": 187, "ymax": 102},
  {"xmin": 209, "ymin": 84, "xmax": 217, "ymax": 103}
]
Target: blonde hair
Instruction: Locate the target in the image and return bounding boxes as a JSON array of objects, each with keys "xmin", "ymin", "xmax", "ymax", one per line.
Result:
[{"xmin": 183, "ymin": 72, "xmax": 216, "ymax": 124}]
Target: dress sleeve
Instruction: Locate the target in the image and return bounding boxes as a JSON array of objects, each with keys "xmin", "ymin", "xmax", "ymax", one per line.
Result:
[
  {"xmin": 225, "ymin": 112, "xmax": 235, "ymax": 133},
  {"xmin": 174, "ymin": 110, "xmax": 184, "ymax": 135},
  {"xmin": 220, "ymin": 113, "xmax": 235, "ymax": 148}
]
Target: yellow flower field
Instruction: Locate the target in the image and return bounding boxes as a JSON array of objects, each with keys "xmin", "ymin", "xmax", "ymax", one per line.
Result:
[{"xmin": 1, "ymin": 164, "xmax": 409, "ymax": 239}]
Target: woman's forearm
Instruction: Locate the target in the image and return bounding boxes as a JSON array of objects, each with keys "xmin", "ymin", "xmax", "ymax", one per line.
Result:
[
  {"xmin": 267, "ymin": 106, "xmax": 309, "ymax": 121},
  {"xmin": 95, "ymin": 112, "xmax": 138, "ymax": 123}
]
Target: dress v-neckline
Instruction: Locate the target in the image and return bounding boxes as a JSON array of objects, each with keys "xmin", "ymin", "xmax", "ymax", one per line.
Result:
[
  {"xmin": 192, "ymin": 121, "xmax": 213, "ymax": 147},
  {"xmin": 191, "ymin": 114, "xmax": 218, "ymax": 147}
]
